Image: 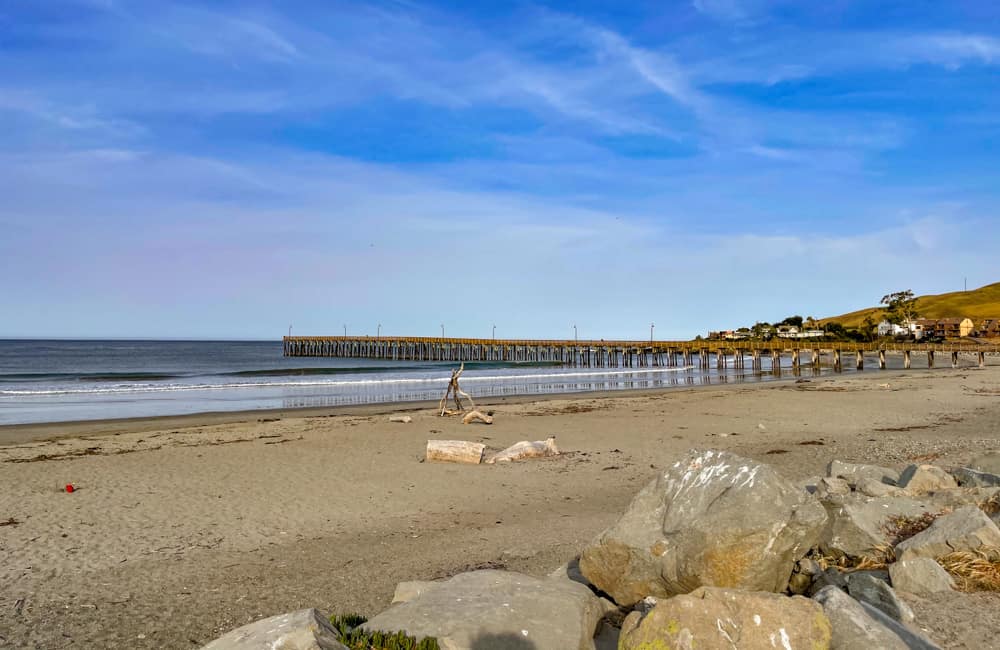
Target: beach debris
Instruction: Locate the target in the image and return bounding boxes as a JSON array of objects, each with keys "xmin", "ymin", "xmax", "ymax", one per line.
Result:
[
  {"xmin": 425, "ymin": 440, "xmax": 486, "ymax": 464},
  {"xmin": 460, "ymin": 410, "xmax": 492, "ymax": 425},
  {"xmin": 438, "ymin": 363, "xmax": 475, "ymax": 416},
  {"xmin": 389, "ymin": 415, "xmax": 413, "ymax": 424},
  {"xmin": 578, "ymin": 449, "xmax": 827, "ymax": 606},
  {"xmin": 64, "ymin": 484, "xmax": 75, "ymax": 493},
  {"xmin": 485, "ymin": 437, "xmax": 559, "ymax": 464},
  {"xmin": 0, "ymin": 517, "xmax": 20, "ymax": 527},
  {"xmin": 879, "ymin": 382, "xmax": 892, "ymax": 389}
]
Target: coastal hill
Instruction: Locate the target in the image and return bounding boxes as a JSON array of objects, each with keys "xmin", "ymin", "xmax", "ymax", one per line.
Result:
[{"xmin": 821, "ymin": 281, "xmax": 1000, "ymax": 328}]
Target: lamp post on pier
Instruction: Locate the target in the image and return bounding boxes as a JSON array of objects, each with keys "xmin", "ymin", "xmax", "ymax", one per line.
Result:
[
  {"xmin": 573, "ymin": 324, "xmax": 577, "ymax": 342},
  {"xmin": 377, "ymin": 323, "xmax": 381, "ymax": 338},
  {"xmin": 288, "ymin": 324, "xmax": 292, "ymax": 338},
  {"xmin": 492, "ymin": 324, "xmax": 496, "ymax": 340},
  {"xmin": 441, "ymin": 324, "xmax": 445, "ymax": 338},
  {"xmin": 650, "ymin": 322, "xmax": 654, "ymax": 343},
  {"xmin": 343, "ymin": 324, "xmax": 347, "ymax": 336}
]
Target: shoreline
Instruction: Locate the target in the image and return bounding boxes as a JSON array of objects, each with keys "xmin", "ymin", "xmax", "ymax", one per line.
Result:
[
  {"xmin": 0, "ymin": 366, "xmax": 925, "ymax": 445},
  {"xmin": 1, "ymin": 364, "xmax": 998, "ymax": 648}
]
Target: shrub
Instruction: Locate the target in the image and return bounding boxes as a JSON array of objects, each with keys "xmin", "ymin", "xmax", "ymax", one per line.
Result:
[{"xmin": 330, "ymin": 614, "xmax": 440, "ymax": 650}]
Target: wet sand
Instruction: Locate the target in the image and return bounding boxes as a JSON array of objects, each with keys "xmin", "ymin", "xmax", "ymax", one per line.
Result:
[{"xmin": 1, "ymin": 366, "xmax": 1000, "ymax": 648}]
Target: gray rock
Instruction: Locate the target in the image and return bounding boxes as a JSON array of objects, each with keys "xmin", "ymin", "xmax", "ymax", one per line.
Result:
[
  {"xmin": 858, "ymin": 602, "xmax": 942, "ymax": 650},
  {"xmin": 807, "ymin": 568, "xmax": 849, "ymax": 598},
  {"xmin": 895, "ymin": 505, "xmax": 1000, "ymax": 560},
  {"xmin": 817, "ymin": 477, "xmax": 852, "ymax": 499},
  {"xmin": 819, "ymin": 494, "xmax": 938, "ymax": 558},
  {"xmin": 618, "ymin": 587, "xmax": 831, "ymax": 650},
  {"xmin": 813, "ymin": 586, "xmax": 910, "ymax": 650},
  {"xmin": 969, "ymin": 450, "xmax": 1000, "ymax": 475},
  {"xmin": 952, "ymin": 466, "xmax": 1000, "ymax": 487},
  {"xmin": 789, "ymin": 572, "xmax": 812, "ymax": 595},
  {"xmin": 797, "ymin": 557, "xmax": 823, "ymax": 576},
  {"xmin": 578, "ymin": 449, "xmax": 827, "ymax": 606},
  {"xmin": 857, "ymin": 478, "xmax": 905, "ymax": 498},
  {"xmin": 898, "ymin": 465, "xmax": 958, "ymax": 494},
  {"xmin": 392, "ymin": 580, "xmax": 438, "ymax": 604},
  {"xmin": 200, "ymin": 609, "xmax": 347, "ymax": 650},
  {"xmin": 828, "ymin": 460, "xmax": 900, "ymax": 486},
  {"xmin": 362, "ymin": 570, "xmax": 606, "ymax": 650},
  {"xmin": 889, "ymin": 557, "xmax": 955, "ymax": 595},
  {"xmin": 846, "ymin": 572, "xmax": 914, "ymax": 623},
  {"xmin": 798, "ymin": 475, "xmax": 823, "ymax": 495}
]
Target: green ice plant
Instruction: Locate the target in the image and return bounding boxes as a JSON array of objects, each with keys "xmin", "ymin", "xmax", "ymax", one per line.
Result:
[{"xmin": 330, "ymin": 614, "xmax": 440, "ymax": 650}]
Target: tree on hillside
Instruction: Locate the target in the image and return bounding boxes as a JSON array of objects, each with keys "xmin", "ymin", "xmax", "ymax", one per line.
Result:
[
  {"xmin": 860, "ymin": 315, "xmax": 878, "ymax": 341},
  {"xmin": 880, "ymin": 290, "xmax": 919, "ymax": 325},
  {"xmin": 780, "ymin": 315, "xmax": 803, "ymax": 328}
]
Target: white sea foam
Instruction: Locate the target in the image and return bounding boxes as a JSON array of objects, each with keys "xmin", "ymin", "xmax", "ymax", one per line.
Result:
[{"xmin": 0, "ymin": 366, "xmax": 695, "ymax": 397}]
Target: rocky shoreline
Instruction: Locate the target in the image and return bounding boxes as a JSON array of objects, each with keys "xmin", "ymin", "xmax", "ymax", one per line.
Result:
[{"xmin": 203, "ymin": 448, "xmax": 1000, "ymax": 649}]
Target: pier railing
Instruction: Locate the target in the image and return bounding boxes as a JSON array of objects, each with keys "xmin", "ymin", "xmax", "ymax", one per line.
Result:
[{"xmin": 283, "ymin": 336, "xmax": 999, "ymax": 370}]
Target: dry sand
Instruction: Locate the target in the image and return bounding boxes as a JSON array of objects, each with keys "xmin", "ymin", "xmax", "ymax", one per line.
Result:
[{"xmin": 2, "ymin": 366, "xmax": 1000, "ymax": 649}]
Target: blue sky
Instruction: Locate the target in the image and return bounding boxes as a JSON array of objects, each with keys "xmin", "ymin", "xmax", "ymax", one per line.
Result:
[{"xmin": 1, "ymin": 0, "xmax": 998, "ymax": 340}]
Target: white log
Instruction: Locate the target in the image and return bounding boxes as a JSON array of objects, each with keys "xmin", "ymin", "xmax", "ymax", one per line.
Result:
[
  {"xmin": 388, "ymin": 415, "xmax": 413, "ymax": 423},
  {"xmin": 426, "ymin": 439, "xmax": 485, "ymax": 464},
  {"xmin": 485, "ymin": 437, "xmax": 559, "ymax": 464},
  {"xmin": 462, "ymin": 410, "xmax": 493, "ymax": 425}
]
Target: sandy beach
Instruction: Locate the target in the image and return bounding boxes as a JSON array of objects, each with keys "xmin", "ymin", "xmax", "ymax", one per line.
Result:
[{"xmin": 2, "ymin": 366, "xmax": 1000, "ymax": 649}]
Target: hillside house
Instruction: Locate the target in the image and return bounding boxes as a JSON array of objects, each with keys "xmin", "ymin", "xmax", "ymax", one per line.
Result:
[
  {"xmin": 977, "ymin": 319, "xmax": 1000, "ymax": 338},
  {"xmin": 877, "ymin": 320, "xmax": 909, "ymax": 337},
  {"xmin": 933, "ymin": 318, "xmax": 974, "ymax": 338}
]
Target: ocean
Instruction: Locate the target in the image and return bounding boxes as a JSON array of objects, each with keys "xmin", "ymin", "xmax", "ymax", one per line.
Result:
[{"xmin": 0, "ymin": 339, "xmax": 869, "ymax": 425}]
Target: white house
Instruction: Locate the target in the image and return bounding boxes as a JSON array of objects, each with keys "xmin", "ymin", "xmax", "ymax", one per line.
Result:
[
  {"xmin": 877, "ymin": 320, "xmax": 909, "ymax": 337},
  {"xmin": 775, "ymin": 325, "xmax": 799, "ymax": 338}
]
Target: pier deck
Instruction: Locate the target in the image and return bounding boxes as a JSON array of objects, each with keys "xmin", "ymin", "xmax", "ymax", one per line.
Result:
[{"xmin": 283, "ymin": 336, "xmax": 999, "ymax": 370}]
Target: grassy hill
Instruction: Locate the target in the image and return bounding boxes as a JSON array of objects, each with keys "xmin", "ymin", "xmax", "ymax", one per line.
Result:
[{"xmin": 820, "ymin": 282, "xmax": 1000, "ymax": 329}]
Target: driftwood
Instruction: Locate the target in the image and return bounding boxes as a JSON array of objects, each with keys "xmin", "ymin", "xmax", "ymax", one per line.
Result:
[
  {"xmin": 462, "ymin": 410, "xmax": 493, "ymax": 425},
  {"xmin": 439, "ymin": 363, "xmax": 475, "ymax": 416},
  {"xmin": 389, "ymin": 415, "xmax": 413, "ymax": 423},
  {"xmin": 426, "ymin": 439, "xmax": 486, "ymax": 464},
  {"xmin": 485, "ymin": 437, "xmax": 559, "ymax": 464}
]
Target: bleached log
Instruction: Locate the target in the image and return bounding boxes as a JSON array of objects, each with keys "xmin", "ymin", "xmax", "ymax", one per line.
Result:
[
  {"xmin": 389, "ymin": 415, "xmax": 413, "ymax": 423},
  {"xmin": 485, "ymin": 437, "xmax": 559, "ymax": 464},
  {"xmin": 462, "ymin": 410, "xmax": 493, "ymax": 425},
  {"xmin": 426, "ymin": 439, "xmax": 485, "ymax": 464}
]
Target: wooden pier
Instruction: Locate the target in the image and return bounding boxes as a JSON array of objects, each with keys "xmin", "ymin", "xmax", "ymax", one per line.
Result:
[{"xmin": 283, "ymin": 336, "xmax": 998, "ymax": 371}]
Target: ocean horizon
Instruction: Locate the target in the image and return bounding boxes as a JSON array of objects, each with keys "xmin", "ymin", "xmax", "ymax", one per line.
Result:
[{"xmin": 0, "ymin": 338, "xmax": 907, "ymax": 425}]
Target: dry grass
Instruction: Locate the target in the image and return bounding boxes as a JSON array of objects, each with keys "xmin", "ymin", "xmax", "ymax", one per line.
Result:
[
  {"xmin": 938, "ymin": 550, "xmax": 1000, "ymax": 592},
  {"xmin": 819, "ymin": 281, "xmax": 1000, "ymax": 328},
  {"xmin": 883, "ymin": 512, "xmax": 942, "ymax": 545},
  {"xmin": 813, "ymin": 545, "xmax": 896, "ymax": 572},
  {"xmin": 980, "ymin": 492, "xmax": 1000, "ymax": 517}
]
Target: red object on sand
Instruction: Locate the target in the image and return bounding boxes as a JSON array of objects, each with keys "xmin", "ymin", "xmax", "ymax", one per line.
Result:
[{"xmin": 65, "ymin": 484, "xmax": 75, "ymax": 493}]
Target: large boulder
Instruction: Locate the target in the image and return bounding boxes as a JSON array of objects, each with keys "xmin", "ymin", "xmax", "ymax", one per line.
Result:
[
  {"xmin": 579, "ymin": 449, "xmax": 827, "ymax": 605},
  {"xmin": 200, "ymin": 609, "xmax": 347, "ymax": 650},
  {"xmin": 889, "ymin": 557, "xmax": 955, "ymax": 595},
  {"xmin": 898, "ymin": 464, "xmax": 958, "ymax": 494},
  {"xmin": 828, "ymin": 460, "xmax": 900, "ymax": 486},
  {"xmin": 895, "ymin": 506, "xmax": 1000, "ymax": 560},
  {"xmin": 618, "ymin": 587, "xmax": 831, "ymax": 650},
  {"xmin": 361, "ymin": 570, "xmax": 607, "ymax": 650},
  {"xmin": 812, "ymin": 586, "xmax": 910, "ymax": 650}
]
